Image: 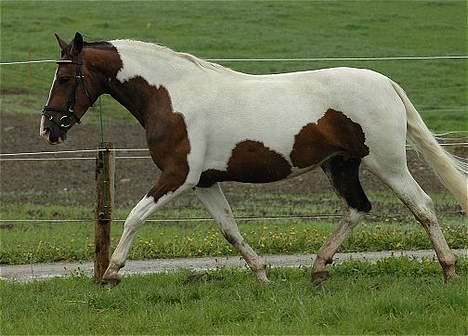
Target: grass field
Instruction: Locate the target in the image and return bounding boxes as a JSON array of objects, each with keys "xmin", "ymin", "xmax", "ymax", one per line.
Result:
[
  {"xmin": 1, "ymin": 192, "xmax": 466, "ymax": 265},
  {"xmin": 1, "ymin": 2, "xmax": 467, "ymax": 334},
  {"xmin": 1, "ymin": 0, "xmax": 466, "ymax": 131},
  {"xmin": 1, "ymin": 2, "xmax": 466, "ymax": 255},
  {"xmin": 1, "ymin": 259, "xmax": 467, "ymax": 335}
]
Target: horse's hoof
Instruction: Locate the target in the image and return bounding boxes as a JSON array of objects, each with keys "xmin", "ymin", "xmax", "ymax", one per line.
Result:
[
  {"xmin": 255, "ymin": 270, "xmax": 271, "ymax": 285},
  {"xmin": 312, "ymin": 270, "xmax": 329, "ymax": 286},
  {"xmin": 101, "ymin": 274, "xmax": 121, "ymax": 288},
  {"xmin": 257, "ymin": 276, "xmax": 271, "ymax": 286}
]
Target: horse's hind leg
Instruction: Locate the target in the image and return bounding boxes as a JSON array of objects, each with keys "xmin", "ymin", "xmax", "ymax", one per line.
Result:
[
  {"xmin": 312, "ymin": 156, "xmax": 371, "ymax": 285},
  {"xmin": 366, "ymin": 162, "xmax": 457, "ymax": 281},
  {"xmin": 195, "ymin": 183, "xmax": 269, "ymax": 283}
]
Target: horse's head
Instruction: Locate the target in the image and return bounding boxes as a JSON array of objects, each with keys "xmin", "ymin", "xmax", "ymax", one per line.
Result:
[{"xmin": 40, "ymin": 32, "xmax": 99, "ymax": 144}]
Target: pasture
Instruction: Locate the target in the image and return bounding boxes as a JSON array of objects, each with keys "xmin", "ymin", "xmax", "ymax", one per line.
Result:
[
  {"xmin": 1, "ymin": 0, "xmax": 466, "ymax": 130},
  {"xmin": 2, "ymin": 260, "xmax": 468, "ymax": 335},
  {"xmin": 1, "ymin": 194, "xmax": 466, "ymax": 265},
  {"xmin": 1, "ymin": 0, "xmax": 467, "ymax": 335}
]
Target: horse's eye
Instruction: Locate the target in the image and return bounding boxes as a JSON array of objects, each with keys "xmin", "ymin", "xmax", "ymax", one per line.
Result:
[{"xmin": 58, "ymin": 76, "xmax": 72, "ymax": 84}]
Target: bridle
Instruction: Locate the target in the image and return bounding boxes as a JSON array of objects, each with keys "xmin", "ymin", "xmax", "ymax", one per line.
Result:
[{"xmin": 41, "ymin": 54, "xmax": 93, "ymax": 130}]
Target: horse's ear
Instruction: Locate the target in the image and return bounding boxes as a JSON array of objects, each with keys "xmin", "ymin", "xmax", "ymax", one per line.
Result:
[
  {"xmin": 70, "ymin": 32, "xmax": 84, "ymax": 55},
  {"xmin": 54, "ymin": 33, "xmax": 68, "ymax": 50}
]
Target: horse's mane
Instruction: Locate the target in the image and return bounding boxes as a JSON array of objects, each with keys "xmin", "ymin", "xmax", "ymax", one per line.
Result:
[
  {"xmin": 108, "ymin": 39, "xmax": 236, "ymax": 74},
  {"xmin": 84, "ymin": 41, "xmax": 113, "ymax": 48}
]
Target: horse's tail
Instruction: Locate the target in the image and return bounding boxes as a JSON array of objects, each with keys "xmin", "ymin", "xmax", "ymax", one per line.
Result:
[{"xmin": 390, "ymin": 80, "xmax": 467, "ymax": 213}]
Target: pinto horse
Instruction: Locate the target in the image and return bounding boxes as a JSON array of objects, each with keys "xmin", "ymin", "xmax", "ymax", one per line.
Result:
[{"xmin": 41, "ymin": 32, "xmax": 466, "ymax": 287}]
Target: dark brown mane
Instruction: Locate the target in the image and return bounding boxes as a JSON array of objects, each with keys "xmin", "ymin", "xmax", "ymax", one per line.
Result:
[{"xmin": 83, "ymin": 41, "xmax": 113, "ymax": 48}]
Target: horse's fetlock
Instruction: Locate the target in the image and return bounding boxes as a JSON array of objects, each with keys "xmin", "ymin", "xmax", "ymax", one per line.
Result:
[
  {"xmin": 249, "ymin": 257, "xmax": 266, "ymax": 273},
  {"xmin": 315, "ymin": 255, "xmax": 332, "ymax": 267},
  {"xmin": 255, "ymin": 270, "xmax": 270, "ymax": 284},
  {"xmin": 440, "ymin": 254, "xmax": 456, "ymax": 268},
  {"xmin": 101, "ymin": 273, "xmax": 122, "ymax": 288}
]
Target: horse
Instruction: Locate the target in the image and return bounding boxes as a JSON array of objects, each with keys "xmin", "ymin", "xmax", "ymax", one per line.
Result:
[{"xmin": 40, "ymin": 32, "xmax": 466, "ymax": 287}]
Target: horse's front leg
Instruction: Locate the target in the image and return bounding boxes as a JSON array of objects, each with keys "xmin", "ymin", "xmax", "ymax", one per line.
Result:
[{"xmin": 102, "ymin": 172, "xmax": 194, "ymax": 287}]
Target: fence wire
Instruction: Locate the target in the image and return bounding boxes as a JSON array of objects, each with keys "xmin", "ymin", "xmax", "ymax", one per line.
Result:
[
  {"xmin": 0, "ymin": 214, "xmax": 344, "ymax": 224},
  {"xmin": 2, "ymin": 55, "xmax": 468, "ymax": 65},
  {"xmin": 1, "ymin": 55, "xmax": 466, "ymax": 230},
  {"xmin": 1, "ymin": 142, "xmax": 466, "ymax": 162}
]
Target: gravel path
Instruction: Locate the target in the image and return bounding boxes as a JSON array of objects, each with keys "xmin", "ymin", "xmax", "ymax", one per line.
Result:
[{"xmin": 1, "ymin": 249, "xmax": 466, "ymax": 282}]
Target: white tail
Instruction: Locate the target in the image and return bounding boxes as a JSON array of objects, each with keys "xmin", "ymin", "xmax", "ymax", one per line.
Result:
[{"xmin": 391, "ymin": 80, "xmax": 468, "ymax": 213}]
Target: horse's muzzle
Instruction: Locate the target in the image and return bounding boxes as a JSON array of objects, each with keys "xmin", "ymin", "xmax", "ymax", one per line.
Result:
[
  {"xmin": 41, "ymin": 129, "xmax": 65, "ymax": 145},
  {"xmin": 40, "ymin": 116, "xmax": 66, "ymax": 145}
]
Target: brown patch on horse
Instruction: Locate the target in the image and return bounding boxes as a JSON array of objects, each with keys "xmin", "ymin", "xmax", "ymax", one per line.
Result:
[
  {"xmin": 55, "ymin": 44, "xmax": 123, "ymax": 101},
  {"xmin": 82, "ymin": 45, "xmax": 123, "ymax": 78},
  {"xmin": 197, "ymin": 170, "xmax": 228, "ymax": 188},
  {"xmin": 197, "ymin": 140, "xmax": 291, "ymax": 187},
  {"xmin": 84, "ymin": 46, "xmax": 191, "ymax": 200},
  {"xmin": 290, "ymin": 109, "xmax": 369, "ymax": 168},
  {"xmin": 145, "ymin": 86, "xmax": 191, "ymax": 198},
  {"xmin": 322, "ymin": 156, "xmax": 371, "ymax": 212}
]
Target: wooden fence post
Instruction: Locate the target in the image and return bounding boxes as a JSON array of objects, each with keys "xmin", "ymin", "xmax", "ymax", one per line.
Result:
[{"xmin": 95, "ymin": 142, "xmax": 115, "ymax": 282}]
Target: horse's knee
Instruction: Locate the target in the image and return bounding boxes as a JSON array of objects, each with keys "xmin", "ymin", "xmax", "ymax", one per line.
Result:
[{"xmin": 123, "ymin": 210, "xmax": 145, "ymax": 233}]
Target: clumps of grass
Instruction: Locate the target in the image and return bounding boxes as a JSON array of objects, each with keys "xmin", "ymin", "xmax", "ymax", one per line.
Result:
[
  {"xmin": 343, "ymin": 224, "xmax": 467, "ymax": 252},
  {"xmin": 128, "ymin": 223, "xmax": 466, "ymax": 260},
  {"xmin": 330, "ymin": 256, "xmax": 468, "ymax": 277},
  {"xmin": 2, "ymin": 259, "xmax": 467, "ymax": 335},
  {"xmin": 0, "ymin": 237, "xmax": 95, "ymax": 264},
  {"xmin": 1, "ymin": 222, "xmax": 466, "ymax": 265}
]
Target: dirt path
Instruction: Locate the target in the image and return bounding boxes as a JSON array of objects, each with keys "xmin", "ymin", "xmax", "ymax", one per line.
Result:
[{"xmin": 1, "ymin": 249, "xmax": 466, "ymax": 281}]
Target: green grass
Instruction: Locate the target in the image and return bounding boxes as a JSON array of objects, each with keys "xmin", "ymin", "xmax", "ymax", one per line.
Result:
[
  {"xmin": 1, "ymin": 259, "xmax": 467, "ymax": 335},
  {"xmin": 2, "ymin": 219, "xmax": 466, "ymax": 265},
  {"xmin": 1, "ymin": 1, "xmax": 466, "ymax": 131},
  {"xmin": 1, "ymin": 191, "xmax": 462, "ymax": 219},
  {"xmin": 1, "ymin": 193, "xmax": 466, "ymax": 264}
]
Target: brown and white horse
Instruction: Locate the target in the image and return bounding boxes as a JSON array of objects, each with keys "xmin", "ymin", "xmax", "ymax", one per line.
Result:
[{"xmin": 41, "ymin": 32, "xmax": 467, "ymax": 287}]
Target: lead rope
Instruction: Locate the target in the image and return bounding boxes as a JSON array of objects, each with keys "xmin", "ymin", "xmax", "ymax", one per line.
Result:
[{"xmin": 98, "ymin": 97, "xmax": 104, "ymax": 145}]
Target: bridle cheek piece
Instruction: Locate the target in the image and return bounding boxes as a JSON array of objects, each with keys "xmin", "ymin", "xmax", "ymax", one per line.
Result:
[{"xmin": 41, "ymin": 55, "xmax": 93, "ymax": 130}]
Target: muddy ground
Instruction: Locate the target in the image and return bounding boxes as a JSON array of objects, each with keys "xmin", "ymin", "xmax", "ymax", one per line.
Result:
[{"xmin": 1, "ymin": 112, "xmax": 465, "ymax": 215}]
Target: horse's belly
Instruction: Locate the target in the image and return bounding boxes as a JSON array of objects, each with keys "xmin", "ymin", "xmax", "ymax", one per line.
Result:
[
  {"xmin": 197, "ymin": 109, "xmax": 370, "ymax": 188},
  {"xmin": 197, "ymin": 156, "xmax": 323, "ymax": 188},
  {"xmin": 197, "ymin": 139, "xmax": 292, "ymax": 187}
]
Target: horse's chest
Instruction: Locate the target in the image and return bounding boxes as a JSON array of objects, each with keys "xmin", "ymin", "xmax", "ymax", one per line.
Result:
[{"xmin": 140, "ymin": 85, "xmax": 193, "ymax": 176}]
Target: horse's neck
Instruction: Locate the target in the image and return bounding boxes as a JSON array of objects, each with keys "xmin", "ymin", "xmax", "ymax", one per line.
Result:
[{"xmin": 103, "ymin": 46, "xmax": 205, "ymax": 127}]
